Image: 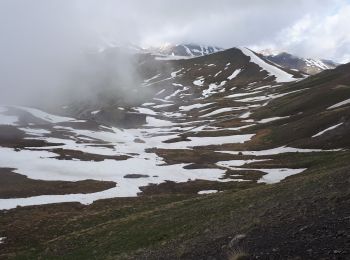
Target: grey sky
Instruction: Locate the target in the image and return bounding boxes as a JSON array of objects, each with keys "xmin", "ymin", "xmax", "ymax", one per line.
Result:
[
  {"xmin": 1, "ymin": 0, "xmax": 349, "ymax": 61},
  {"xmin": 0, "ymin": 0, "xmax": 349, "ymax": 105}
]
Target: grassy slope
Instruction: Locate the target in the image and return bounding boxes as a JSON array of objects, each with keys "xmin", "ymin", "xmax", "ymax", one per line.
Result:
[{"xmin": 1, "ymin": 151, "xmax": 349, "ymax": 259}]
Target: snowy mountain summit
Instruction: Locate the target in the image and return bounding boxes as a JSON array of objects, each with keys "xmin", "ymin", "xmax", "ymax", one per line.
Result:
[
  {"xmin": 147, "ymin": 43, "xmax": 223, "ymax": 57},
  {"xmin": 259, "ymin": 49, "xmax": 339, "ymax": 75}
]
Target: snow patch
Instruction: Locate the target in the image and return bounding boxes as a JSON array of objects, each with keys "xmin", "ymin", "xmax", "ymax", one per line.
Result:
[
  {"xmin": 198, "ymin": 190, "xmax": 218, "ymax": 195},
  {"xmin": 258, "ymin": 116, "xmax": 290, "ymax": 123},
  {"xmin": 193, "ymin": 78, "xmax": 204, "ymax": 86},
  {"xmin": 218, "ymin": 146, "xmax": 339, "ymax": 156},
  {"xmin": 227, "ymin": 69, "xmax": 242, "ymax": 80},
  {"xmin": 257, "ymin": 168, "xmax": 306, "ymax": 184},
  {"xmin": 202, "ymin": 81, "xmax": 226, "ymax": 98},
  {"xmin": 327, "ymin": 98, "xmax": 350, "ymax": 110},
  {"xmin": 179, "ymin": 103, "xmax": 214, "ymax": 111},
  {"xmin": 239, "ymin": 47, "xmax": 296, "ymax": 82},
  {"xmin": 200, "ymin": 107, "xmax": 237, "ymax": 117},
  {"xmin": 312, "ymin": 123, "xmax": 343, "ymax": 138}
]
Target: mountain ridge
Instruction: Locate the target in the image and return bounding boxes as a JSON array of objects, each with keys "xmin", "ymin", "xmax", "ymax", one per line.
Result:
[{"xmin": 0, "ymin": 44, "xmax": 349, "ymax": 259}]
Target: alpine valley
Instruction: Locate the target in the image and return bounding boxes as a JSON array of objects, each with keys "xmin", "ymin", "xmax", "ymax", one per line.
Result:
[{"xmin": 0, "ymin": 44, "xmax": 349, "ymax": 259}]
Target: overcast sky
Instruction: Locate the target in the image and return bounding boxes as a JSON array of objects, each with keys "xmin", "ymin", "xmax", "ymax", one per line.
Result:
[
  {"xmin": 0, "ymin": 0, "xmax": 350, "ymax": 105},
  {"xmin": 1, "ymin": 0, "xmax": 349, "ymax": 62}
]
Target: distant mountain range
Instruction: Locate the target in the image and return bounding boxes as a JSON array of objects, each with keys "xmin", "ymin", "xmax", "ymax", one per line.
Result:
[
  {"xmin": 144, "ymin": 43, "xmax": 339, "ymax": 75},
  {"xmin": 146, "ymin": 43, "xmax": 223, "ymax": 57},
  {"xmin": 259, "ymin": 49, "xmax": 339, "ymax": 75}
]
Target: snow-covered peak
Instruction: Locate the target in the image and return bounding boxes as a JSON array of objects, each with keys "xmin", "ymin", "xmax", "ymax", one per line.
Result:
[
  {"xmin": 147, "ymin": 43, "xmax": 223, "ymax": 57},
  {"xmin": 258, "ymin": 49, "xmax": 339, "ymax": 75},
  {"xmin": 304, "ymin": 58, "xmax": 331, "ymax": 70},
  {"xmin": 238, "ymin": 47, "xmax": 297, "ymax": 83}
]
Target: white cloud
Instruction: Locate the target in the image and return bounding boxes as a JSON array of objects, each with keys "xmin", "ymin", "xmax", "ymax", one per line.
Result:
[
  {"xmin": 254, "ymin": 2, "xmax": 350, "ymax": 62},
  {"xmin": 0, "ymin": 0, "xmax": 349, "ymax": 106}
]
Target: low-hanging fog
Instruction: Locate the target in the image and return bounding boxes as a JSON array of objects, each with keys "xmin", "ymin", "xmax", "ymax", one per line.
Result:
[
  {"xmin": 0, "ymin": 1, "xmax": 145, "ymax": 108},
  {"xmin": 0, "ymin": 0, "xmax": 349, "ymax": 108}
]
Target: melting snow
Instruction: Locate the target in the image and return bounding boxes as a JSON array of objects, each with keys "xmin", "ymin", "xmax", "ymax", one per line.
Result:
[
  {"xmin": 239, "ymin": 47, "xmax": 296, "ymax": 83},
  {"xmin": 171, "ymin": 68, "xmax": 183, "ymax": 78},
  {"xmin": 134, "ymin": 107, "xmax": 158, "ymax": 116},
  {"xmin": 200, "ymin": 107, "xmax": 238, "ymax": 117},
  {"xmin": 226, "ymin": 91, "xmax": 262, "ymax": 99},
  {"xmin": 162, "ymin": 134, "xmax": 255, "ymax": 149},
  {"xmin": 152, "ymin": 104, "xmax": 174, "ymax": 109},
  {"xmin": 312, "ymin": 123, "xmax": 343, "ymax": 138},
  {"xmin": 217, "ymin": 159, "xmax": 268, "ymax": 168},
  {"xmin": 0, "ymin": 115, "xmax": 255, "ymax": 210},
  {"xmin": 256, "ymin": 168, "xmax": 306, "ymax": 184},
  {"xmin": 218, "ymin": 146, "xmax": 339, "ymax": 156},
  {"xmin": 258, "ymin": 116, "xmax": 290, "ymax": 123},
  {"xmin": 91, "ymin": 110, "xmax": 100, "ymax": 115},
  {"xmin": 214, "ymin": 71, "xmax": 222, "ymax": 77},
  {"xmin": 155, "ymin": 89, "xmax": 165, "ymax": 96},
  {"xmin": 179, "ymin": 103, "xmax": 214, "ymax": 111},
  {"xmin": 145, "ymin": 116, "xmax": 174, "ymax": 127},
  {"xmin": 198, "ymin": 190, "xmax": 218, "ymax": 195},
  {"xmin": 144, "ymin": 74, "xmax": 161, "ymax": 83},
  {"xmin": 193, "ymin": 78, "xmax": 205, "ymax": 86},
  {"xmin": 164, "ymin": 89, "xmax": 183, "ymax": 100},
  {"xmin": 202, "ymin": 81, "xmax": 226, "ymax": 98},
  {"xmin": 327, "ymin": 98, "xmax": 350, "ymax": 110},
  {"xmin": 304, "ymin": 59, "xmax": 330, "ymax": 70},
  {"xmin": 227, "ymin": 69, "xmax": 242, "ymax": 80},
  {"xmin": 239, "ymin": 112, "xmax": 252, "ymax": 119},
  {"xmin": 141, "ymin": 102, "xmax": 155, "ymax": 106}
]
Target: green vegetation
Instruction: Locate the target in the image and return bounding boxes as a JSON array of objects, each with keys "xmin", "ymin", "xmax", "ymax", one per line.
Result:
[{"xmin": 1, "ymin": 150, "xmax": 349, "ymax": 259}]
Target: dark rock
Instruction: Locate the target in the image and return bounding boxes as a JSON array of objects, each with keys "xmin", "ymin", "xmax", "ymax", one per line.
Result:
[{"xmin": 123, "ymin": 174, "xmax": 150, "ymax": 179}]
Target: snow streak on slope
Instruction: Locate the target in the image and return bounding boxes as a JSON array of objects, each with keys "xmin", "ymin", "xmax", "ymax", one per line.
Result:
[
  {"xmin": 239, "ymin": 47, "xmax": 296, "ymax": 83},
  {"xmin": 327, "ymin": 98, "xmax": 350, "ymax": 110},
  {"xmin": 227, "ymin": 69, "xmax": 242, "ymax": 80},
  {"xmin": 304, "ymin": 59, "xmax": 330, "ymax": 70},
  {"xmin": 312, "ymin": 123, "xmax": 343, "ymax": 137}
]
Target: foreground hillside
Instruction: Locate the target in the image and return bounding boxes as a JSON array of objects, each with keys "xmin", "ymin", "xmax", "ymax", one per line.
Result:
[
  {"xmin": 0, "ymin": 48, "xmax": 349, "ymax": 259},
  {"xmin": 1, "ymin": 151, "xmax": 349, "ymax": 259}
]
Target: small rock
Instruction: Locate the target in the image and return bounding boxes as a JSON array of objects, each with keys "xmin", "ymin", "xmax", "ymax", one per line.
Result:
[
  {"xmin": 123, "ymin": 174, "xmax": 149, "ymax": 179},
  {"xmin": 134, "ymin": 138, "xmax": 145, "ymax": 143},
  {"xmin": 228, "ymin": 234, "xmax": 246, "ymax": 248}
]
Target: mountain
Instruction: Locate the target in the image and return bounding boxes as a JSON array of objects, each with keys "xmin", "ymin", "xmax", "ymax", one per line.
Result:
[
  {"xmin": 147, "ymin": 43, "xmax": 223, "ymax": 57},
  {"xmin": 1, "ymin": 47, "xmax": 349, "ymax": 259},
  {"xmin": 259, "ymin": 49, "xmax": 339, "ymax": 75}
]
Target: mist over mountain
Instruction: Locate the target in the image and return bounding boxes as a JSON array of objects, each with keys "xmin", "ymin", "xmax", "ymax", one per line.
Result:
[
  {"xmin": 1, "ymin": 0, "xmax": 349, "ymax": 108},
  {"xmin": 0, "ymin": 1, "xmax": 350, "ymax": 259},
  {"xmin": 146, "ymin": 43, "xmax": 223, "ymax": 57}
]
